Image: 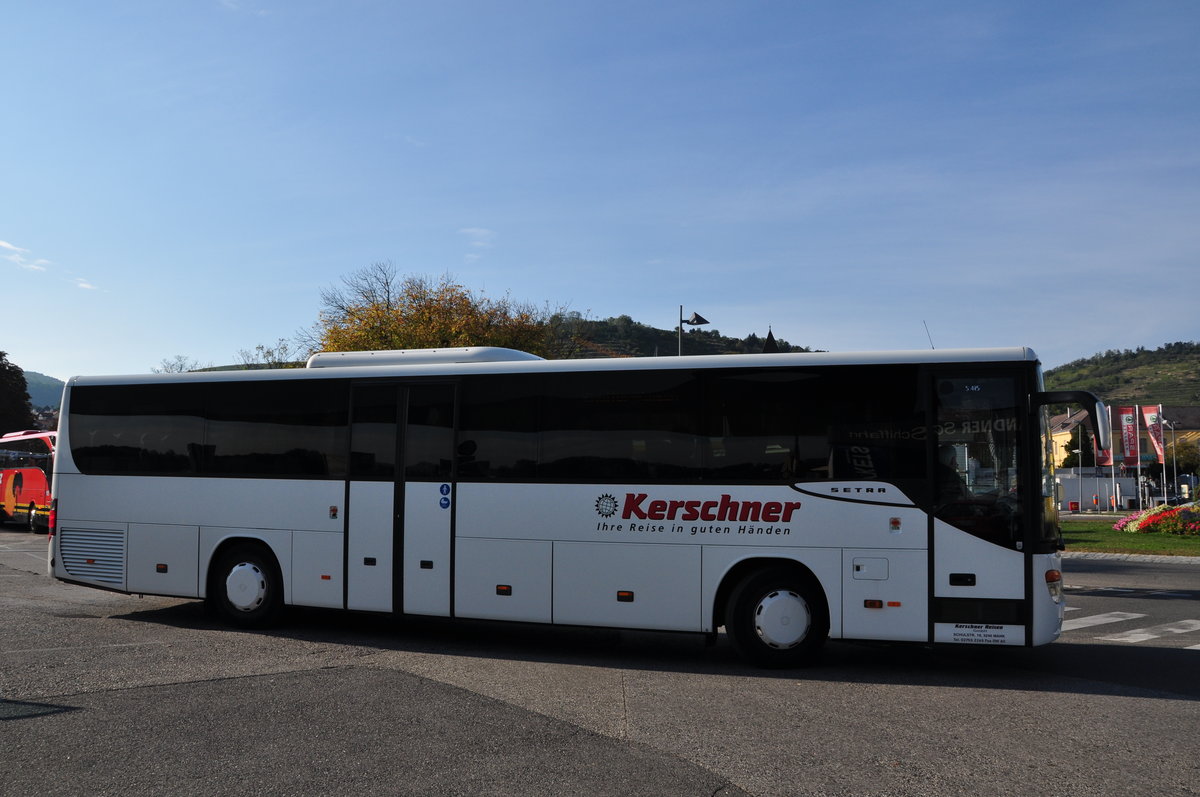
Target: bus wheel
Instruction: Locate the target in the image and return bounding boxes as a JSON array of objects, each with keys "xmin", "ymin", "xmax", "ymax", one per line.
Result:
[
  {"xmin": 208, "ymin": 544, "xmax": 283, "ymax": 628},
  {"xmin": 724, "ymin": 566, "xmax": 828, "ymax": 668},
  {"xmin": 27, "ymin": 504, "xmax": 39, "ymax": 533}
]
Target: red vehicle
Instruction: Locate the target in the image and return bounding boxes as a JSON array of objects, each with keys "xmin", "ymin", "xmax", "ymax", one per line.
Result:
[{"xmin": 0, "ymin": 430, "xmax": 55, "ymax": 533}]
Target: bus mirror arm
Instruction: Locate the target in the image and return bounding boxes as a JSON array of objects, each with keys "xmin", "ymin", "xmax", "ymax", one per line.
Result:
[{"xmin": 1033, "ymin": 391, "xmax": 1111, "ymax": 448}]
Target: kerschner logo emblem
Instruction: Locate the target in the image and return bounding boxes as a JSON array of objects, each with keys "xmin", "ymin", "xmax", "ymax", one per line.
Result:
[
  {"xmin": 592, "ymin": 492, "xmax": 800, "ymax": 538},
  {"xmin": 595, "ymin": 494, "xmax": 619, "ymax": 517}
]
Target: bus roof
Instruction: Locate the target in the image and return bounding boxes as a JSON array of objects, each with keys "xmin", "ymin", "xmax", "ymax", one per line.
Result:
[{"xmin": 65, "ymin": 347, "xmax": 1041, "ymax": 387}]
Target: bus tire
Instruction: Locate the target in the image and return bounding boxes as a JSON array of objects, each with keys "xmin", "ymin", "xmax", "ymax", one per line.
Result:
[
  {"xmin": 28, "ymin": 504, "xmax": 39, "ymax": 533},
  {"xmin": 724, "ymin": 566, "xmax": 828, "ymax": 668},
  {"xmin": 207, "ymin": 544, "xmax": 283, "ymax": 628}
]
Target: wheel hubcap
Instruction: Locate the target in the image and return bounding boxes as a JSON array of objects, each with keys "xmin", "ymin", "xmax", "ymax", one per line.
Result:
[
  {"xmin": 225, "ymin": 562, "xmax": 267, "ymax": 612},
  {"xmin": 754, "ymin": 589, "xmax": 811, "ymax": 649}
]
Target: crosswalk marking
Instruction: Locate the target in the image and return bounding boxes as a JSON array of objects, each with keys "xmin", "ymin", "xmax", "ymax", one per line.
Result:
[
  {"xmin": 1097, "ymin": 620, "xmax": 1200, "ymax": 644},
  {"xmin": 1062, "ymin": 611, "xmax": 1146, "ymax": 632}
]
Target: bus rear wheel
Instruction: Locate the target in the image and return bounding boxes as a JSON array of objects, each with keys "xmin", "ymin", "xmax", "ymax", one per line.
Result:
[
  {"xmin": 207, "ymin": 544, "xmax": 283, "ymax": 628},
  {"xmin": 724, "ymin": 566, "xmax": 828, "ymax": 668},
  {"xmin": 27, "ymin": 504, "xmax": 39, "ymax": 533}
]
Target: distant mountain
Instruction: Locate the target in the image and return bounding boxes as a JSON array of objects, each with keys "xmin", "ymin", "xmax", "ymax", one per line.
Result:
[
  {"xmin": 1043, "ymin": 342, "xmax": 1200, "ymax": 405},
  {"xmin": 25, "ymin": 371, "xmax": 65, "ymax": 409}
]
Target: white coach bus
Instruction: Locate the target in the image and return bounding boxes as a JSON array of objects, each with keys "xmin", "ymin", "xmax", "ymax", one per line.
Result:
[{"xmin": 48, "ymin": 346, "xmax": 1107, "ymax": 667}]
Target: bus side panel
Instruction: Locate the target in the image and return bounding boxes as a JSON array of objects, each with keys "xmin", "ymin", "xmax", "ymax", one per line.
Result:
[
  {"xmin": 292, "ymin": 530, "xmax": 344, "ymax": 609},
  {"xmin": 347, "ymin": 482, "xmax": 394, "ymax": 613},
  {"xmin": 402, "ymin": 482, "xmax": 452, "ymax": 617},
  {"xmin": 841, "ymin": 549, "xmax": 928, "ymax": 641},
  {"xmin": 127, "ymin": 524, "xmax": 199, "ymax": 597},
  {"xmin": 455, "ymin": 537, "xmax": 552, "ymax": 622},
  {"xmin": 198, "ymin": 527, "xmax": 293, "ymax": 602},
  {"xmin": 701, "ymin": 547, "xmax": 842, "ymax": 637},
  {"xmin": 932, "ymin": 522, "xmax": 1023, "ymax": 599},
  {"xmin": 54, "ymin": 475, "xmax": 345, "ymax": 537},
  {"xmin": 553, "ymin": 541, "xmax": 702, "ymax": 631}
]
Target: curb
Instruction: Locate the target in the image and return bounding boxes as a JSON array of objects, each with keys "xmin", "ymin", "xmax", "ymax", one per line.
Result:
[{"xmin": 1062, "ymin": 551, "xmax": 1200, "ymax": 564}]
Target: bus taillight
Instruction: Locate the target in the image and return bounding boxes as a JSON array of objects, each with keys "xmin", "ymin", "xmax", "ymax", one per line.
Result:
[
  {"xmin": 1044, "ymin": 569, "xmax": 1063, "ymax": 604},
  {"xmin": 47, "ymin": 499, "xmax": 56, "ymax": 540}
]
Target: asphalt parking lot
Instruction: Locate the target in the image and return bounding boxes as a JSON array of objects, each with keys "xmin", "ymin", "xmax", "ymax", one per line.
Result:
[{"xmin": 3, "ymin": 529, "xmax": 1198, "ymax": 797}]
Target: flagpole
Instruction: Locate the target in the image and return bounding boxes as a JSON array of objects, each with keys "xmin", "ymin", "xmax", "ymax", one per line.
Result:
[
  {"xmin": 1110, "ymin": 406, "xmax": 1117, "ymax": 511},
  {"xmin": 1136, "ymin": 403, "xmax": 1142, "ymax": 511},
  {"xmin": 1160, "ymin": 404, "xmax": 1168, "ymax": 505}
]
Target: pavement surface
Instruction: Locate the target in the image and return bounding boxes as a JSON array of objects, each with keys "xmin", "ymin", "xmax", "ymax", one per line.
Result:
[{"xmin": 3, "ymin": 529, "xmax": 1198, "ymax": 797}]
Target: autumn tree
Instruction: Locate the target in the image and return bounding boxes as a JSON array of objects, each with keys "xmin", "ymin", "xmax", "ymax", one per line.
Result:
[
  {"xmin": 238, "ymin": 338, "xmax": 303, "ymax": 369},
  {"xmin": 0, "ymin": 352, "xmax": 36, "ymax": 431},
  {"xmin": 308, "ymin": 263, "xmax": 571, "ymax": 358},
  {"xmin": 153, "ymin": 355, "xmax": 208, "ymax": 374}
]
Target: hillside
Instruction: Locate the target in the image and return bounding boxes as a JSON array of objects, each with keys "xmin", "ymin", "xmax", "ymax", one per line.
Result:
[
  {"xmin": 556, "ymin": 314, "xmax": 805, "ymax": 358},
  {"xmin": 25, "ymin": 371, "xmax": 65, "ymax": 409},
  {"xmin": 1043, "ymin": 341, "xmax": 1200, "ymax": 404}
]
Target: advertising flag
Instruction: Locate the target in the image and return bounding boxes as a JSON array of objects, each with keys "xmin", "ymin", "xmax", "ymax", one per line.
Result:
[
  {"xmin": 1142, "ymin": 405, "xmax": 1165, "ymax": 465},
  {"xmin": 1119, "ymin": 406, "xmax": 1138, "ymax": 467}
]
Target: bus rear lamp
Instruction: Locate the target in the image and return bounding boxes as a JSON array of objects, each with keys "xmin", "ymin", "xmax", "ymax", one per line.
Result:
[
  {"xmin": 47, "ymin": 499, "xmax": 57, "ymax": 539},
  {"xmin": 1045, "ymin": 569, "xmax": 1064, "ymax": 603}
]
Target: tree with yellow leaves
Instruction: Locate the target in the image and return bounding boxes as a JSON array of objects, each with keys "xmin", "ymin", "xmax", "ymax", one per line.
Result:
[{"xmin": 309, "ymin": 263, "xmax": 572, "ymax": 358}]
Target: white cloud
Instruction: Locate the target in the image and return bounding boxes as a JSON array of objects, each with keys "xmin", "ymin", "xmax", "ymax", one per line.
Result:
[
  {"xmin": 458, "ymin": 228, "xmax": 495, "ymax": 249},
  {"xmin": 2, "ymin": 239, "xmax": 51, "ymax": 271},
  {"xmin": 218, "ymin": 0, "xmax": 268, "ymax": 16},
  {"xmin": 74, "ymin": 278, "xmax": 99, "ymax": 290}
]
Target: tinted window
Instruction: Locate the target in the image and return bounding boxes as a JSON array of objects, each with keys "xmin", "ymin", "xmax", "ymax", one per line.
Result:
[
  {"xmin": 459, "ymin": 370, "xmax": 705, "ymax": 483},
  {"xmin": 458, "ymin": 375, "xmax": 539, "ymax": 480},
  {"xmin": 539, "ymin": 370, "xmax": 703, "ymax": 481},
  {"xmin": 70, "ymin": 384, "xmax": 203, "ymax": 475},
  {"xmin": 69, "ymin": 380, "xmax": 348, "ymax": 478},
  {"xmin": 705, "ymin": 370, "xmax": 828, "ymax": 482},
  {"xmin": 204, "ymin": 381, "xmax": 347, "ymax": 477},
  {"xmin": 405, "ymin": 384, "xmax": 454, "ymax": 481},
  {"xmin": 824, "ymin": 366, "xmax": 928, "ymax": 496},
  {"xmin": 350, "ymin": 384, "xmax": 399, "ymax": 480}
]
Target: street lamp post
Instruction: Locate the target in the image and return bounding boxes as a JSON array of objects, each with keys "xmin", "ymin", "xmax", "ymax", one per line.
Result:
[
  {"xmin": 1072, "ymin": 449, "xmax": 1083, "ymax": 512},
  {"xmin": 678, "ymin": 306, "xmax": 709, "ymax": 355},
  {"xmin": 1163, "ymin": 417, "xmax": 1178, "ymax": 499}
]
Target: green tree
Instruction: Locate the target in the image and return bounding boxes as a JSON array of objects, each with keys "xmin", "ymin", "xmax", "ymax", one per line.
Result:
[
  {"xmin": 0, "ymin": 352, "xmax": 37, "ymax": 431},
  {"xmin": 1059, "ymin": 426, "xmax": 1097, "ymax": 469},
  {"xmin": 1169, "ymin": 438, "xmax": 1200, "ymax": 480}
]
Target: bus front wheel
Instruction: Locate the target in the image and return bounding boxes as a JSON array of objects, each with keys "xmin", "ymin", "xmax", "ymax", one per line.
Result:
[
  {"xmin": 724, "ymin": 566, "xmax": 828, "ymax": 668},
  {"xmin": 208, "ymin": 544, "xmax": 283, "ymax": 628}
]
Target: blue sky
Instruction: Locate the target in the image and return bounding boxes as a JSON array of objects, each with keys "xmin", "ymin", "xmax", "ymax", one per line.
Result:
[{"xmin": 4, "ymin": 1, "xmax": 1197, "ymax": 380}]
